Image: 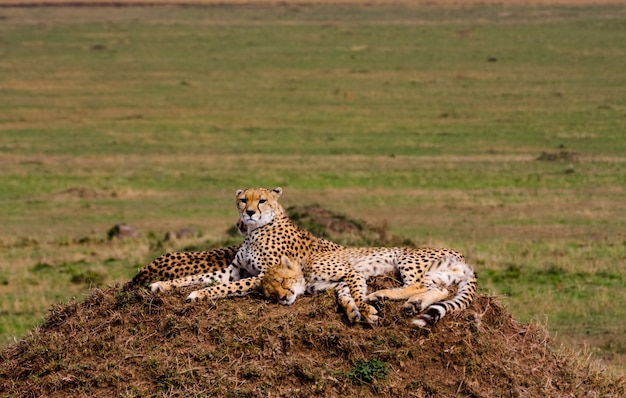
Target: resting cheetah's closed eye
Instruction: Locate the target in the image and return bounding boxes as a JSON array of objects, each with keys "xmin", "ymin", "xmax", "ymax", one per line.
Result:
[{"xmin": 261, "ymin": 246, "xmax": 477, "ymax": 327}]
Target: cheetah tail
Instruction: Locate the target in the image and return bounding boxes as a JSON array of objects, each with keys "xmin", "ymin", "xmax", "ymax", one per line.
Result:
[{"xmin": 413, "ymin": 263, "xmax": 477, "ymax": 328}]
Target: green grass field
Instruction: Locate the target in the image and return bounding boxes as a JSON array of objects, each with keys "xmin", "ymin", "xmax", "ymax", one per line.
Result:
[{"xmin": 1, "ymin": 3, "xmax": 625, "ymax": 372}]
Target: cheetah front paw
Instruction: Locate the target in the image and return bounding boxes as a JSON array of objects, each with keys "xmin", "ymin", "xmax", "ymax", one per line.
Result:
[
  {"xmin": 345, "ymin": 306, "xmax": 362, "ymax": 324},
  {"xmin": 150, "ymin": 281, "xmax": 170, "ymax": 294},
  {"xmin": 362, "ymin": 305, "xmax": 379, "ymax": 326}
]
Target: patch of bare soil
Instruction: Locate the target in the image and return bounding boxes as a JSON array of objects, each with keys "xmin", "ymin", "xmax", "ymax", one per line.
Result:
[
  {"xmin": 56, "ymin": 187, "xmax": 114, "ymax": 199},
  {"xmin": 0, "ymin": 0, "xmax": 623, "ymax": 6},
  {"xmin": 1, "ymin": 285, "xmax": 624, "ymax": 397}
]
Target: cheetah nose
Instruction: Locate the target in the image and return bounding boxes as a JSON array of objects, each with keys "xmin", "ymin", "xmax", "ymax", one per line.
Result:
[
  {"xmin": 280, "ymin": 295, "xmax": 288, "ymax": 301},
  {"xmin": 246, "ymin": 210, "xmax": 255, "ymax": 217}
]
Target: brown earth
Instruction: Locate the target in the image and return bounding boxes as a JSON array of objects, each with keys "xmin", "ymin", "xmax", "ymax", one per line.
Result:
[
  {"xmin": 0, "ymin": 0, "xmax": 624, "ymax": 6},
  {"xmin": 1, "ymin": 285, "xmax": 624, "ymax": 397}
]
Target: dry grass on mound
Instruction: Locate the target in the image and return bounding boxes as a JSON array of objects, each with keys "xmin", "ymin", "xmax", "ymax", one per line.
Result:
[{"xmin": 1, "ymin": 285, "xmax": 624, "ymax": 397}]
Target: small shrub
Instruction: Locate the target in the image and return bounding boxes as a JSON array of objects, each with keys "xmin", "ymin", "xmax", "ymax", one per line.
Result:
[{"xmin": 346, "ymin": 358, "xmax": 389, "ymax": 385}]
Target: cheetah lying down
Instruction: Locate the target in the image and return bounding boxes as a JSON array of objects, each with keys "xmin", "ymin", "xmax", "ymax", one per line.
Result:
[{"xmin": 261, "ymin": 247, "xmax": 477, "ymax": 327}]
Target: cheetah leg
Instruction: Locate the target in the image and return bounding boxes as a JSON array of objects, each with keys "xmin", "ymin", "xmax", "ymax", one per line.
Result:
[
  {"xmin": 185, "ymin": 275, "xmax": 262, "ymax": 302},
  {"xmin": 402, "ymin": 287, "xmax": 450, "ymax": 316},
  {"xmin": 343, "ymin": 267, "xmax": 378, "ymax": 325},
  {"xmin": 150, "ymin": 265, "xmax": 240, "ymax": 294},
  {"xmin": 366, "ymin": 284, "xmax": 428, "ymax": 303},
  {"xmin": 335, "ymin": 283, "xmax": 361, "ymax": 324}
]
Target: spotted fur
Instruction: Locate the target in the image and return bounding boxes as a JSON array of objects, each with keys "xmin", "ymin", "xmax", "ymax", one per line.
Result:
[
  {"xmin": 149, "ymin": 187, "xmax": 344, "ymax": 302},
  {"xmin": 130, "ymin": 246, "xmax": 241, "ymax": 287},
  {"xmin": 261, "ymin": 247, "xmax": 477, "ymax": 327}
]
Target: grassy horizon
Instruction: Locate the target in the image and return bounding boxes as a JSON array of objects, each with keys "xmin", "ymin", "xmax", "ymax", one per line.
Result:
[{"xmin": 1, "ymin": 3, "xmax": 625, "ymax": 372}]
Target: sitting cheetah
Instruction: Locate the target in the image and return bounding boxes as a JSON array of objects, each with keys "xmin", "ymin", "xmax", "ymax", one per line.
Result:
[
  {"xmin": 261, "ymin": 247, "xmax": 477, "ymax": 327},
  {"xmin": 149, "ymin": 187, "xmax": 344, "ymax": 302}
]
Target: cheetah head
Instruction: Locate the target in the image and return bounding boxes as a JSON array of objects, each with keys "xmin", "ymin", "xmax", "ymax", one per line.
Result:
[
  {"xmin": 261, "ymin": 256, "xmax": 306, "ymax": 306},
  {"xmin": 236, "ymin": 187, "xmax": 284, "ymax": 232}
]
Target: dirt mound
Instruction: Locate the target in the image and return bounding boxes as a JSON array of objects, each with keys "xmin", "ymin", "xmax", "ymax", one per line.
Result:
[
  {"xmin": 286, "ymin": 205, "xmax": 407, "ymax": 247},
  {"xmin": 1, "ymin": 285, "xmax": 623, "ymax": 397}
]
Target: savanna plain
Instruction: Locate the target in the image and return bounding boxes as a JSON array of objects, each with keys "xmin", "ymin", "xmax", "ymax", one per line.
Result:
[{"xmin": 0, "ymin": 0, "xmax": 625, "ymax": 375}]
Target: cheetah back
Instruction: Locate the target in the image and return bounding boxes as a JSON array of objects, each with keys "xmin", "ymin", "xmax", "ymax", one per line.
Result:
[{"xmin": 130, "ymin": 245, "xmax": 240, "ymax": 286}]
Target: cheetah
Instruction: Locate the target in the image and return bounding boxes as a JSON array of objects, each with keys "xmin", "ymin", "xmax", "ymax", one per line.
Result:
[
  {"xmin": 261, "ymin": 247, "xmax": 477, "ymax": 327},
  {"xmin": 149, "ymin": 187, "xmax": 344, "ymax": 302},
  {"xmin": 129, "ymin": 245, "xmax": 241, "ymax": 287},
  {"xmin": 128, "ymin": 218, "xmax": 250, "ymax": 287}
]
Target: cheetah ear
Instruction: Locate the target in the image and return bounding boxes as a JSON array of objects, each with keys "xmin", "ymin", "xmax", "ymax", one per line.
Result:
[
  {"xmin": 281, "ymin": 255, "xmax": 300, "ymax": 271},
  {"xmin": 283, "ymin": 256, "xmax": 303, "ymax": 273},
  {"xmin": 280, "ymin": 255, "xmax": 292, "ymax": 268},
  {"xmin": 236, "ymin": 189, "xmax": 244, "ymax": 197},
  {"xmin": 271, "ymin": 187, "xmax": 283, "ymax": 198}
]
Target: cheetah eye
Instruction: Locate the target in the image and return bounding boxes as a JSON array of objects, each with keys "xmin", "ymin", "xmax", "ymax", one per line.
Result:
[
  {"xmin": 239, "ymin": 198, "xmax": 247, "ymax": 204},
  {"xmin": 259, "ymin": 198, "xmax": 267, "ymax": 204}
]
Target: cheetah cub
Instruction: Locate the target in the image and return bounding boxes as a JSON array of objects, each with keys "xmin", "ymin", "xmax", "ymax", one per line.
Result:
[{"xmin": 261, "ymin": 247, "xmax": 477, "ymax": 327}]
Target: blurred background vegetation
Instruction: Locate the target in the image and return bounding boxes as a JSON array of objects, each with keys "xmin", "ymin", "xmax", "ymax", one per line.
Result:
[{"xmin": 0, "ymin": 2, "xmax": 625, "ymax": 372}]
